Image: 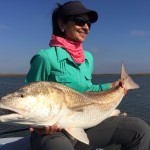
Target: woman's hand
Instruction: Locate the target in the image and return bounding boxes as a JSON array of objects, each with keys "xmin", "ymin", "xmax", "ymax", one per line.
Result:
[
  {"xmin": 29, "ymin": 124, "xmax": 62, "ymax": 135},
  {"xmin": 110, "ymin": 79, "xmax": 128, "ymax": 95}
]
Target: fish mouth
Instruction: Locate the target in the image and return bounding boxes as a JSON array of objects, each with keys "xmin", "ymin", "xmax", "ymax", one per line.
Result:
[
  {"xmin": 0, "ymin": 103, "xmax": 20, "ymax": 115},
  {"xmin": 0, "ymin": 105, "xmax": 26, "ymax": 123},
  {"xmin": 0, "ymin": 108, "xmax": 19, "ymax": 116},
  {"xmin": 0, "ymin": 103, "xmax": 27, "ymax": 120}
]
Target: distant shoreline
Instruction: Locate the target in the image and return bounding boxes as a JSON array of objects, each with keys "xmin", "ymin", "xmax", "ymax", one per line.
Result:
[
  {"xmin": 92, "ymin": 73, "xmax": 150, "ymax": 76},
  {"xmin": 0, "ymin": 73, "xmax": 150, "ymax": 77},
  {"xmin": 0, "ymin": 74, "xmax": 26, "ymax": 77}
]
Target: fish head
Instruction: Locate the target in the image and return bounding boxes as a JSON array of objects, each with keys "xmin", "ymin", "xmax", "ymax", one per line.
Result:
[
  {"xmin": 0, "ymin": 91, "xmax": 46, "ymax": 123},
  {"xmin": 0, "ymin": 84, "xmax": 50, "ymax": 124},
  {"xmin": 0, "ymin": 89, "xmax": 37, "ymax": 111},
  {"xmin": 0, "ymin": 82, "xmax": 66, "ymax": 125}
]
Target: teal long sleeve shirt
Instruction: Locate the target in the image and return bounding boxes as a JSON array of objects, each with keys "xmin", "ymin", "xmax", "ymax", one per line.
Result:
[{"xmin": 25, "ymin": 47, "xmax": 110, "ymax": 92}]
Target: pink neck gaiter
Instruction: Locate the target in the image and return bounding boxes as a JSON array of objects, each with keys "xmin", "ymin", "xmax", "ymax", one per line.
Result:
[{"xmin": 49, "ymin": 35, "xmax": 85, "ymax": 64}]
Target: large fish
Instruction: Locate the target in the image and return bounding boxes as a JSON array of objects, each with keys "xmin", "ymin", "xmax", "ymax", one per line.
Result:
[{"xmin": 0, "ymin": 64, "xmax": 139, "ymax": 144}]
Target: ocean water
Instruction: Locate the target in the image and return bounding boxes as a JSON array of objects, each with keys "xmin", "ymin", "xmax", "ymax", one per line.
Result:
[
  {"xmin": 0, "ymin": 75, "xmax": 150, "ymax": 139},
  {"xmin": 0, "ymin": 76, "xmax": 25, "ymax": 98}
]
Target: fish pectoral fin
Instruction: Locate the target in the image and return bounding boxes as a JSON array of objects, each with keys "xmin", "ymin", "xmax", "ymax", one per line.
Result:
[
  {"xmin": 32, "ymin": 108, "xmax": 66, "ymax": 126},
  {"xmin": 34, "ymin": 116, "xmax": 61, "ymax": 126},
  {"xmin": 65, "ymin": 127, "xmax": 89, "ymax": 145}
]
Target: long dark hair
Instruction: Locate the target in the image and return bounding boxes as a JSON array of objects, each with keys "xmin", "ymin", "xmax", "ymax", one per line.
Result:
[
  {"xmin": 52, "ymin": 3, "xmax": 62, "ymax": 37},
  {"xmin": 52, "ymin": 3, "xmax": 69, "ymax": 37}
]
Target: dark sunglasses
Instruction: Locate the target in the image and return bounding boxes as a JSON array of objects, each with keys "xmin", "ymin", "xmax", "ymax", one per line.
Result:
[{"xmin": 70, "ymin": 16, "xmax": 91, "ymax": 29}]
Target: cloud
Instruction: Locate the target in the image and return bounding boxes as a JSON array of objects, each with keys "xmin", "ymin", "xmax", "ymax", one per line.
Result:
[{"xmin": 130, "ymin": 30, "xmax": 150, "ymax": 37}]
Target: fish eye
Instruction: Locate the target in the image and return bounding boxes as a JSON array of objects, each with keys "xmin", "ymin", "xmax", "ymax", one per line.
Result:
[{"xmin": 20, "ymin": 94, "xmax": 24, "ymax": 98}]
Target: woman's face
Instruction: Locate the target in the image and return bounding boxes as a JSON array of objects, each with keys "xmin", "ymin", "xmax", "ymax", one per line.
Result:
[{"xmin": 59, "ymin": 14, "xmax": 90, "ymax": 43}]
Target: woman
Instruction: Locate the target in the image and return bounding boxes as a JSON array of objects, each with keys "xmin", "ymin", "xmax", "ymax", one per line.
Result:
[{"xmin": 25, "ymin": 1, "xmax": 150, "ymax": 150}]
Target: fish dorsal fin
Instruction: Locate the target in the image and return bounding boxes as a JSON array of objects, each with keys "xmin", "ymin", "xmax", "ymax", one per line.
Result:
[
  {"xmin": 65, "ymin": 127, "xmax": 89, "ymax": 144},
  {"xmin": 121, "ymin": 63, "xmax": 139, "ymax": 90}
]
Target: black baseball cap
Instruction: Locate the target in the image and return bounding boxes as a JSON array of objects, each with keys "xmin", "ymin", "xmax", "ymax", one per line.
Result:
[{"xmin": 60, "ymin": 1, "xmax": 98, "ymax": 23}]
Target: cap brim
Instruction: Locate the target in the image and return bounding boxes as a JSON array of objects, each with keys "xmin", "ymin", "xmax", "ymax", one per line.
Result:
[
  {"xmin": 87, "ymin": 10, "xmax": 98, "ymax": 23},
  {"xmin": 60, "ymin": 1, "xmax": 98, "ymax": 23}
]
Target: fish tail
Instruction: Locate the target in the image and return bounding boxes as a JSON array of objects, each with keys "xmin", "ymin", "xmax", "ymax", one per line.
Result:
[{"xmin": 121, "ymin": 63, "xmax": 140, "ymax": 90}]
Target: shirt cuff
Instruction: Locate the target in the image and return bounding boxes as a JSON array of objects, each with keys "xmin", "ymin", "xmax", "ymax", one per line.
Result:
[{"xmin": 99, "ymin": 83, "xmax": 111, "ymax": 91}]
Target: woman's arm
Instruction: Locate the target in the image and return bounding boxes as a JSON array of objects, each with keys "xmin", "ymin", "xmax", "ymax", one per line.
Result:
[{"xmin": 25, "ymin": 51, "xmax": 51, "ymax": 83}]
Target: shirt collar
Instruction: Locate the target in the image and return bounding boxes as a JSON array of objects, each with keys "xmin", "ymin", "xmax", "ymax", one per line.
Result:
[
  {"xmin": 55, "ymin": 46, "xmax": 72, "ymax": 62},
  {"xmin": 54, "ymin": 46, "xmax": 88, "ymax": 63}
]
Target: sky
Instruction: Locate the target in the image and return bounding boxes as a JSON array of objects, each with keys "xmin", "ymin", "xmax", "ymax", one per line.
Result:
[{"xmin": 0, "ymin": 0, "xmax": 150, "ymax": 74}]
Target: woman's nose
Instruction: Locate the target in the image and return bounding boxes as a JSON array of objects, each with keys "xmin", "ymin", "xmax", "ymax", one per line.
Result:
[{"xmin": 82, "ymin": 23, "xmax": 90, "ymax": 32}]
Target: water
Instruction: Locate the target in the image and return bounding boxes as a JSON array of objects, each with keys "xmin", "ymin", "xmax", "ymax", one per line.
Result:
[
  {"xmin": 0, "ymin": 76, "xmax": 30, "ymax": 138},
  {"xmin": 0, "ymin": 76, "xmax": 25, "ymax": 98},
  {"xmin": 0, "ymin": 75, "xmax": 150, "ymax": 139}
]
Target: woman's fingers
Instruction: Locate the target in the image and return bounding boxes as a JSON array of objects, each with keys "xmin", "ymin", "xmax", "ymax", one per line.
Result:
[
  {"xmin": 111, "ymin": 79, "xmax": 128, "ymax": 95},
  {"xmin": 29, "ymin": 125, "xmax": 62, "ymax": 135}
]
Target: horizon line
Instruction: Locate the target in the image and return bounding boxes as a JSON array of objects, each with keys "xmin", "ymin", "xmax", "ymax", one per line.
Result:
[{"xmin": 1, "ymin": 73, "xmax": 150, "ymax": 77}]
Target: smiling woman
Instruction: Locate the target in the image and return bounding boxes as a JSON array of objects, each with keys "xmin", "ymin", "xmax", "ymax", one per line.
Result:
[
  {"xmin": 56, "ymin": 14, "xmax": 90, "ymax": 43},
  {"xmin": 24, "ymin": 1, "xmax": 150, "ymax": 150}
]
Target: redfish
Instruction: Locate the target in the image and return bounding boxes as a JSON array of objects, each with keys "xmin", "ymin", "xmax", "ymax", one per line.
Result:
[{"xmin": 0, "ymin": 64, "xmax": 139, "ymax": 144}]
